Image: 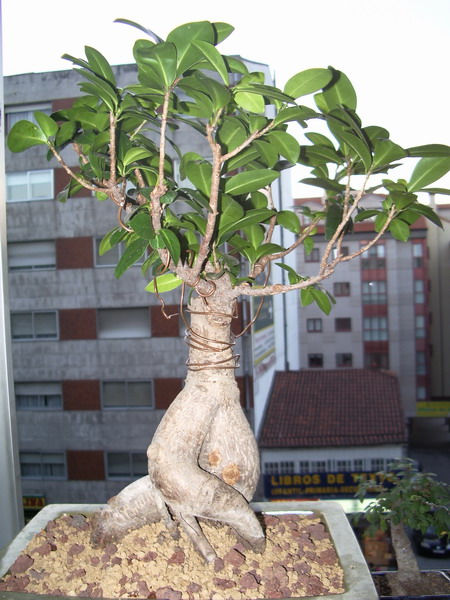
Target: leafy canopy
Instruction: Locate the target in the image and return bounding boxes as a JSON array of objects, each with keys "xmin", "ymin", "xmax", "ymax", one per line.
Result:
[{"xmin": 7, "ymin": 19, "xmax": 450, "ymax": 311}]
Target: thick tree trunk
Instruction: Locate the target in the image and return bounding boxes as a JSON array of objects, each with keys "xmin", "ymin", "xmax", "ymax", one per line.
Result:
[
  {"xmin": 91, "ymin": 278, "xmax": 265, "ymax": 561},
  {"xmin": 386, "ymin": 521, "xmax": 424, "ymax": 596}
]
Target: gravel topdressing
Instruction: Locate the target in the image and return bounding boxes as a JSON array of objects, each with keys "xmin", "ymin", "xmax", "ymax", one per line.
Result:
[{"xmin": 0, "ymin": 512, "xmax": 345, "ymax": 599}]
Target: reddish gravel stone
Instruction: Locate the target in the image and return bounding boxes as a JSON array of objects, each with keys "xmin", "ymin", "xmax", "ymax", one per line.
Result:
[
  {"xmin": 9, "ymin": 554, "xmax": 34, "ymax": 574},
  {"xmin": 32, "ymin": 542, "xmax": 54, "ymax": 556},
  {"xmin": 239, "ymin": 572, "xmax": 259, "ymax": 589},
  {"xmin": 167, "ymin": 548, "xmax": 185, "ymax": 565},
  {"xmin": 155, "ymin": 586, "xmax": 182, "ymax": 600},
  {"xmin": 68, "ymin": 543, "xmax": 85, "ymax": 557},
  {"xmin": 307, "ymin": 523, "xmax": 328, "ymax": 540},
  {"xmin": 213, "ymin": 577, "xmax": 236, "ymax": 590},
  {"xmin": 223, "ymin": 548, "xmax": 245, "ymax": 567},
  {"xmin": 143, "ymin": 550, "xmax": 158, "ymax": 562},
  {"xmin": 137, "ymin": 580, "xmax": 151, "ymax": 597},
  {"xmin": 213, "ymin": 556, "xmax": 225, "ymax": 572}
]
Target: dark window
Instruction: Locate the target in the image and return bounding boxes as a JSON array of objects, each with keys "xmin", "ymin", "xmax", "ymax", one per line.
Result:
[
  {"xmin": 364, "ymin": 353, "xmax": 389, "ymax": 369},
  {"xmin": 336, "ymin": 353, "xmax": 353, "ymax": 368},
  {"xmin": 362, "ymin": 280, "xmax": 387, "ymax": 304},
  {"xmin": 335, "ymin": 318, "xmax": 351, "ymax": 332},
  {"xmin": 413, "ymin": 242, "xmax": 423, "ymax": 267},
  {"xmin": 333, "ymin": 282, "xmax": 350, "ymax": 296},
  {"xmin": 306, "ymin": 318, "xmax": 322, "ymax": 332},
  {"xmin": 305, "ymin": 247, "xmax": 320, "ymax": 262},
  {"xmin": 308, "ymin": 353, "xmax": 323, "ymax": 368},
  {"xmin": 361, "ymin": 243, "xmax": 386, "ymax": 269}
]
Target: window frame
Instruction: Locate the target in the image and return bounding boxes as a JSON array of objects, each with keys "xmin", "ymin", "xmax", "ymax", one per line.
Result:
[
  {"xmin": 15, "ymin": 382, "xmax": 62, "ymax": 410},
  {"xmin": 106, "ymin": 451, "xmax": 148, "ymax": 480},
  {"xmin": 336, "ymin": 353, "xmax": 353, "ymax": 368},
  {"xmin": 97, "ymin": 307, "xmax": 151, "ymax": 339},
  {"xmin": 7, "ymin": 169, "xmax": 54, "ymax": 203},
  {"xmin": 308, "ymin": 353, "xmax": 323, "ymax": 368},
  {"xmin": 20, "ymin": 451, "xmax": 66, "ymax": 480},
  {"xmin": 333, "ymin": 282, "xmax": 350, "ymax": 297},
  {"xmin": 306, "ymin": 318, "xmax": 322, "ymax": 333},
  {"xmin": 8, "ymin": 240, "xmax": 56, "ymax": 271},
  {"xmin": 335, "ymin": 317, "xmax": 352, "ymax": 332},
  {"xmin": 101, "ymin": 380, "xmax": 154, "ymax": 410},
  {"xmin": 304, "ymin": 247, "xmax": 320, "ymax": 263},
  {"xmin": 11, "ymin": 310, "xmax": 58, "ymax": 341},
  {"xmin": 363, "ymin": 316, "xmax": 388, "ymax": 341},
  {"xmin": 6, "ymin": 103, "xmax": 52, "ymax": 132}
]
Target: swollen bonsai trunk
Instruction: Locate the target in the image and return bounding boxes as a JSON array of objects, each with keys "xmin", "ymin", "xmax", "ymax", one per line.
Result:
[
  {"xmin": 387, "ymin": 521, "xmax": 423, "ymax": 596},
  {"xmin": 7, "ymin": 17, "xmax": 450, "ymax": 566},
  {"xmin": 92, "ymin": 278, "xmax": 265, "ymax": 561}
]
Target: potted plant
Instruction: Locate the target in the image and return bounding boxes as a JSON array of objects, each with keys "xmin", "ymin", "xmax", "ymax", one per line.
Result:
[
  {"xmin": 5, "ymin": 17, "xmax": 450, "ymax": 597},
  {"xmin": 357, "ymin": 458, "xmax": 450, "ymax": 598}
]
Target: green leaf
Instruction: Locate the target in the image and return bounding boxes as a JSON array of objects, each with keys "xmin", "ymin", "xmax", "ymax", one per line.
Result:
[
  {"xmin": 185, "ymin": 161, "xmax": 212, "ymax": 196},
  {"xmin": 243, "ymin": 224, "xmax": 265, "ymax": 249},
  {"xmin": 145, "ymin": 273, "xmax": 183, "ymax": 293},
  {"xmin": 7, "ymin": 120, "xmax": 47, "ymax": 151},
  {"xmin": 276, "ymin": 210, "xmax": 301, "ymax": 234},
  {"xmin": 311, "ymin": 287, "xmax": 332, "ymax": 314},
  {"xmin": 217, "ymin": 116, "xmax": 248, "ymax": 152},
  {"xmin": 407, "ymin": 144, "xmax": 450, "ymax": 157},
  {"xmin": 332, "ymin": 126, "xmax": 372, "ymax": 170},
  {"xmin": 301, "ymin": 287, "xmax": 315, "ymax": 307},
  {"xmin": 218, "ymin": 197, "xmax": 245, "ymax": 234},
  {"xmin": 284, "ymin": 68, "xmax": 332, "ymax": 99},
  {"xmin": 123, "ymin": 147, "xmax": 153, "ymax": 167},
  {"xmin": 253, "ymin": 140, "xmax": 278, "ymax": 168},
  {"xmin": 98, "ymin": 227, "xmax": 126, "ymax": 255},
  {"xmin": 159, "ymin": 229, "xmax": 181, "ymax": 264},
  {"xmin": 130, "ymin": 212, "xmax": 155, "ymax": 240},
  {"xmin": 373, "ymin": 139, "xmax": 406, "ymax": 168},
  {"xmin": 191, "ymin": 39, "xmax": 228, "ymax": 85},
  {"xmin": 114, "ymin": 238, "xmax": 148, "ymax": 278},
  {"xmin": 219, "ymin": 207, "xmax": 275, "ymax": 241},
  {"xmin": 389, "ymin": 219, "xmax": 410, "ymax": 242},
  {"xmin": 354, "ymin": 209, "xmax": 380, "ymax": 223},
  {"xmin": 114, "ymin": 18, "xmax": 164, "ymax": 43},
  {"xmin": 325, "ymin": 204, "xmax": 343, "ymax": 240},
  {"xmin": 167, "ymin": 21, "xmax": 214, "ymax": 74},
  {"xmin": 276, "ymin": 262, "xmax": 301, "ymax": 285},
  {"xmin": 255, "ymin": 243, "xmax": 284, "ymax": 260},
  {"xmin": 315, "ymin": 68, "xmax": 357, "ymax": 112},
  {"xmin": 224, "ymin": 169, "xmax": 279, "ymax": 195},
  {"xmin": 85, "ymin": 46, "xmax": 116, "ymax": 85},
  {"xmin": 266, "ymin": 131, "xmax": 300, "ymax": 163},
  {"xmin": 75, "ymin": 69, "xmax": 119, "ymax": 110},
  {"xmin": 406, "ymin": 203, "xmax": 443, "ymax": 229},
  {"xmin": 55, "ymin": 120, "xmax": 77, "ymax": 146},
  {"xmin": 34, "ymin": 111, "xmax": 58, "ymax": 138},
  {"xmin": 374, "ymin": 212, "xmax": 388, "ymax": 232},
  {"xmin": 272, "ymin": 105, "xmax": 318, "ymax": 127},
  {"xmin": 408, "ymin": 156, "xmax": 450, "ymax": 192},
  {"xmin": 135, "ymin": 42, "xmax": 177, "ymax": 88},
  {"xmin": 301, "ymin": 177, "xmax": 346, "ymax": 193},
  {"xmin": 234, "ymin": 91, "xmax": 265, "ymax": 113}
]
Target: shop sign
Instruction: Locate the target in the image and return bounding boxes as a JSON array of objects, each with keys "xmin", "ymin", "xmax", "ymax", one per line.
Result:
[{"xmin": 264, "ymin": 472, "xmax": 381, "ymax": 499}]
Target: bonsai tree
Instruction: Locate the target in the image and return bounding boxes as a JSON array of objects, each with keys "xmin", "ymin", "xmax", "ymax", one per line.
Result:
[
  {"xmin": 357, "ymin": 459, "xmax": 450, "ymax": 596},
  {"xmin": 7, "ymin": 19, "xmax": 450, "ymax": 562}
]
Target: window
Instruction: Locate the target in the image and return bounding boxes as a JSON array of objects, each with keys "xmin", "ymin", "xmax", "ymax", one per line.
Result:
[
  {"xmin": 8, "ymin": 241, "xmax": 56, "ymax": 271},
  {"xmin": 305, "ymin": 247, "xmax": 320, "ymax": 262},
  {"xmin": 308, "ymin": 353, "xmax": 323, "ymax": 368},
  {"xmin": 364, "ymin": 352, "xmax": 389, "ymax": 369},
  {"xmin": 97, "ymin": 308, "xmax": 150, "ymax": 339},
  {"xmin": 11, "ymin": 311, "xmax": 58, "ymax": 340},
  {"xmin": 107, "ymin": 452, "xmax": 148, "ymax": 479},
  {"xmin": 361, "ymin": 243, "xmax": 385, "ymax": 269},
  {"xmin": 363, "ymin": 316, "xmax": 388, "ymax": 341},
  {"xmin": 370, "ymin": 458, "xmax": 385, "ymax": 471},
  {"xmin": 102, "ymin": 381, "xmax": 153, "ymax": 409},
  {"xmin": 280, "ymin": 461, "xmax": 295, "ymax": 474},
  {"xmin": 15, "ymin": 382, "xmax": 62, "ymax": 410},
  {"xmin": 336, "ymin": 459, "xmax": 351, "ymax": 471},
  {"xmin": 94, "ymin": 239, "xmax": 147, "ymax": 267},
  {"xmin": 416, "ymin": 351, "xmax": 426, "ymax": 375},
  {"xmin": 332, "ymin": 246, "xmax": 349, "ymax": 259},
  {"xmin": 299, "ymin": 461, "xmax": 310, "ymax": 473},
  {"xmin": 353, "ymin": 459, "xmax": 364, "ymax": 471},
  {"xmin": 413, "ymin": 242, "xmax": 424, "ymax": 267},
  {"xmin": 335, "ymin": 318, "xmax": 351, "ymax": 332},
  {"xmin": 7, "ymin": 170, "xmax": 53, "ymax": 202},
  {"xmin": 264, "ymin": 462, "xmax": 279, "ymax": 475},
  {"xmin": 306, "ymin": 318, "xmax": 322, "ymax": 332},
  {"xmin": 415, "ymin": 315, "xmax": 426, "ymax": 339},
  {"xmin": 362, "ymin": 280, "xmax": 387, "ymax": 304},
  {"xmin": 417, "ymin": 386, "xmax": 427, "ymax": 400},
  {"xmin": 414, "ymin": 280, "xmax": 425, "ymax": 304},
  {"xmin": 336, "ymin": 353, "xmax": 353, "ymax": 368},
  {"xmin": 6, "ymin": 104, "xmax": 51, "ymax": 132},
  {"xmin": 311, "ymin": 460, "xmax": 327, "ymax": 473},
  {"xmin": 333, "ymin": 282, "xmax": 350, "ymax": 296},
  {"xmin": 20, "ymin": 452, "xmax": 66, "ymax": 479}
]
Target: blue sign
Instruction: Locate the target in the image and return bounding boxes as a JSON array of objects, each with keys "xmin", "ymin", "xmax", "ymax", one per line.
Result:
[{"xmin": 264, "ymin": 472, "xmax": 380, "ymax": 499}]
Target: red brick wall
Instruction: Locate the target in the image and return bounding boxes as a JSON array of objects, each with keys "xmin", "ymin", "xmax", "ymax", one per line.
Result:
[
  {"xmin": 52, "ymin": 98, "xmax": 77, "ymax": 112},
  {"xmin": 63, "ymin": 380, "xmax": 100, "ymax": 411},
  {"xmin": 150, "ymin": 305, "xmax": 180, "ymax": 337},
  {"xmin": 154, "ymin": 378, "xmax": 183, "ymax": 409},
  {"xmin": 56, "ymin": 237, "xmax": 93, "ymax": 269},
  {"xmin": 67, "ymin": 450, "xmax": 105, "ymax": 480},
  {"xmin": 59, "ymin": 308, "xmax": 97, "ymax": 340}
]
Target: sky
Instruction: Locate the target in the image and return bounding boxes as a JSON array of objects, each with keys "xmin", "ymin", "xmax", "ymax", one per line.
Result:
[{"xmin": 2, "ymin": 0, "xmax": 450, "ymax": 200}]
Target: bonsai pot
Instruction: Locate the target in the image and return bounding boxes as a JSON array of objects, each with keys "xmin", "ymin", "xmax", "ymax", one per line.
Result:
[
  {"xmin": 372, "ymin": 569, "xmax": 450, "ymax": 600},
  {"xmin": 1, "ymin": 500, "xmax": 377, "ymax": 599}
]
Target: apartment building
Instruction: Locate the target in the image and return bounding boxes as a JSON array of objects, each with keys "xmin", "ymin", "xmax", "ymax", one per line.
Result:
[
  {"xmin": 4, "ymin": 63, "xmax": 299, "ymax": 507},
  {"xmin": 295, "ymin": 196, "xmax": 430, "ymax": 419}
]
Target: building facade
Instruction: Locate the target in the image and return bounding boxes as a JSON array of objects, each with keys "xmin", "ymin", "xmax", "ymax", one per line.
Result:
[
  {"xmin": 295, "ymin": 196, "xmax": 431, "ymax": 419},
  {"xmin": 5, "ymin": 63, "xmax": 299, "ymax": 506}
]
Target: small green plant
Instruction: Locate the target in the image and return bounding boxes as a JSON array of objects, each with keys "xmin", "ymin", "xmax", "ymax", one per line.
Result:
[{"xmin": 357, "ymin": 458, "xmax": 450, "ymax": 595}]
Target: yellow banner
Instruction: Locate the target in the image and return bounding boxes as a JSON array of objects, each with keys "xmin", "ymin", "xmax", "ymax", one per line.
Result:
[{"xmin": 417, "ymin": 401, "xmax": 450, "ymax": 417}]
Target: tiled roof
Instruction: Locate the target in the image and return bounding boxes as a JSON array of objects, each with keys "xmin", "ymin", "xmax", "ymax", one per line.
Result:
[{"xmin": 259, "ymin": 369, "xmax": 407, "ymax": 448}]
